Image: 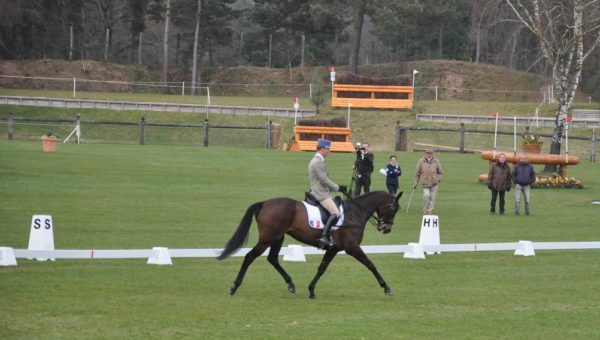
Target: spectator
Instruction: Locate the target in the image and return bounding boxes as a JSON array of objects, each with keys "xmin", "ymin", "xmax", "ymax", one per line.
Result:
[
  {"xmin": 353, "ymin": 141, "xmax": 374, "ymax": 197},
  {"xmin": 384, "ymin": 155, "xmax": 401, "ymax": 195},
  {"xmin": 413, "ymin": 149, "xmax": 444, "ymax": 215},
  {"xmin": 486, "ymin": 153, "xmax": 512, "ymax": 215},
  {"xmin": 512, "ymin": 153, "xmax": 536, "ymax": 216}
]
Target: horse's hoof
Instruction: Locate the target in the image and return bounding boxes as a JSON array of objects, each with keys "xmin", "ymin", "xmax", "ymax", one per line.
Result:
[
  {"xmin": 384, "ymin": 288, "xmax": 393, "ymax": 296},
  {"xmin": 309, "ymin": 294, "xmax": 316, "ymax": 299},
  {"xmin": 228, "ymin": 286, "xmax": 237, "ymax": 296},
  {"xmin": 288, "ymin": 283, "xmax": 296, "ymax": 294}
]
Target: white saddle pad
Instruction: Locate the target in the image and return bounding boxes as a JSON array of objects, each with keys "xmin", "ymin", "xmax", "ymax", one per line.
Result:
[{"xmin": 302, "ymin": 202, "xmax": 344, "ymax": 230}]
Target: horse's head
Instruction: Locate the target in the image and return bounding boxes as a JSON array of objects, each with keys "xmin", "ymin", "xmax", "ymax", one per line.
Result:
[{"xmin": 375, "ymin": 192, "xmax": 402, "ymax": 234}]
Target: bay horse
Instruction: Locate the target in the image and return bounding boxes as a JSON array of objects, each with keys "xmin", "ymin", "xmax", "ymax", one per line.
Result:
[{"xmin": 217, "ymin": 191, "xmax": 402, "ymax": 299}]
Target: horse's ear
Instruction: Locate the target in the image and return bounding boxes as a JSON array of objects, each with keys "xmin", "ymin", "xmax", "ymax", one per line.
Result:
[{"xmin": 395, "ymin": 192, "xmax": 403, "ymax": 202}]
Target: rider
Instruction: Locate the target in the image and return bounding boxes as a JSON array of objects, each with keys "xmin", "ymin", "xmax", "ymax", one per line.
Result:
[{"xmin": 308, "ymin": 138, "xmax": 347, "ymax": 249}]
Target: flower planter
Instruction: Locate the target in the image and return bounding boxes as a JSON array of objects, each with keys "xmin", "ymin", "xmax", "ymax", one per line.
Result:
[
  {"xmin": 41, "ymin": 136, "xmax": 59, "ymax": 152},
  {"xmin": 522, "ymin": 143, "xmax": 542, "ymax": 154}
]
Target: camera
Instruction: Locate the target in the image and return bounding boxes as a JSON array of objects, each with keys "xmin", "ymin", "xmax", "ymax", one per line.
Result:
[{"xmin": 355, "ymin": 142, "xmax": 366, "ymax": 151}]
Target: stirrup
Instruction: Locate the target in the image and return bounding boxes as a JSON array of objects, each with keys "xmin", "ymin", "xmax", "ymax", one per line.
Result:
[{"xmin": 317, "ymin": 236, "xmax": 332, "ymax": 249}]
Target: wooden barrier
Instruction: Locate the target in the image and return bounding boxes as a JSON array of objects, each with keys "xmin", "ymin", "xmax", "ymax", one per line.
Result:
[
  {"xmin": 331, "ymin": 84, "xmax": 413, "ymax": 109},
  {"xmin": 480, "ymin": 151, "xmax": 580, "ymax": 178},
  {"xmin": 287, "ymin": 125, "xmax": 355, "ymax": 153}
]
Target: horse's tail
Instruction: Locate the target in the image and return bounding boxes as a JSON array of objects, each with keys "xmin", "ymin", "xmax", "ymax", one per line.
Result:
[{"xmin": 217, "ymin": 201, "xmax": 264, "ymax": 260}]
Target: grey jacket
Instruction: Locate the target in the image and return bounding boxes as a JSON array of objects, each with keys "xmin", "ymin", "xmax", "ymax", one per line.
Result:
[{"xmin": 308, "ymin": 153, "xmax": 340, "ymax": 201}]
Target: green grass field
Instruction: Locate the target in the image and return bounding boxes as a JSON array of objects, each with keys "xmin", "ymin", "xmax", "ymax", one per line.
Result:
[{"xmin": 1, "ymin": 141, "xmax": 599, "ymax": 338}]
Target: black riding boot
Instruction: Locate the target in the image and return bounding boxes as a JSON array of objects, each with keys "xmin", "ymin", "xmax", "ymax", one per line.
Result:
[{"xmin": 318, "ymin": 215, "xmax": 338, "ymax": 249}]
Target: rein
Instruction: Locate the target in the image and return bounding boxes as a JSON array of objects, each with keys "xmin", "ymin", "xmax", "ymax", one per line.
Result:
[{"xmin": 343, "ymin": 192, "xmax": 397, "ymax": 227}]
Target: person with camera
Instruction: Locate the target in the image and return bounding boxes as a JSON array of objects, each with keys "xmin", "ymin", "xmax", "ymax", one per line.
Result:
[
  {"xmin": 309, "ymin": 139, "xmax": 347, "ymax": 249},
  {"xmin": 486, "ymin": 153, "xmax": 512, "ymax": 215},
  {"xmin": 353, "ymin": 141, "xmax": 374, "ymax": 197}
]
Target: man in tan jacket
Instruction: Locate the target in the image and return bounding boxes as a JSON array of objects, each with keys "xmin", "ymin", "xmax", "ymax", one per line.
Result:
[
  {"xmin": 309, "ymin": 139, "xmax": 347, "ymax": 248},
  {"xmin": 413, "ymin": 149, "xmax": 444, "ymax": 215}
]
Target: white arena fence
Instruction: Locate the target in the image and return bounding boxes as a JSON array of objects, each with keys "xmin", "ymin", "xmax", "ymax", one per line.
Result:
[{"xmin": 10, "ymin": 241, "xmax": 600, "ymax": 260}]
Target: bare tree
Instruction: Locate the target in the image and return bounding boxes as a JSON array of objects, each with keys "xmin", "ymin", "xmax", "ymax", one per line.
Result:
[
  {"xmin": 505, "ymin": 0, "xmax": 600, "ymax": 167},
  {"xmin": 470, "ymin": 0, "xmax": 501, "ymax": 63}
]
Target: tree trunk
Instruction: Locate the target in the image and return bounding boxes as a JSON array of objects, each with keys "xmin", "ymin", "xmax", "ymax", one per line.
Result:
[
  {"xmin": 175, "ymin": 33, "xmax": 180, "ymax": 67},
  {"xmin": 349, "ymin": 1, "xmax": 366, "ymax": 74},
  {"xmin": 438, "ymin": 23, "xmax": 444, "ymax": 59},
  {"xmin": 300, "ymin": 33, "xmax": 305, "ymax": 68},
  {"xmin": 268, "ymin": 33, "xmax": 272, "ymax": 68},
  {"xmin": 191, "ymin": 0, "xmax": 202, "ymax": 95},
  {"xmin": 162, "ymin": 0, "xmax": 171, "ymax": 93},
  {"xmin": 333, "ymin": 31, "xmax": 339, "ymax": 65},
  {"xmin": 475, "ymin": 26, "xmax": 481, "ymax": 63},
  {"xmin": 138, "ymin": 32, "xmax": 143, "ymax": 64},
  {"xmin": 544, "ymin": 2, "xmax": 586, "ymax": 172},
  {"xmin": 104, "ymin": 27, "xmax": 110, "ymax": 61}
]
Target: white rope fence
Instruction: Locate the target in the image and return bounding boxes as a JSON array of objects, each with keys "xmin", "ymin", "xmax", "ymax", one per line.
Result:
[{"xmin": 1, "ymin": 74, "xmax": 556, "ymax": 101}]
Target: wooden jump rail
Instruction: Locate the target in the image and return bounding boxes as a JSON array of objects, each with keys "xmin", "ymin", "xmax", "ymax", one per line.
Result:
[
  {"xmin": 287, "ymin": 125, "xmax": 355, "ymax": 153},
  {"xmin": 480, "ymin": 151, "xmax": 580, "ymax": 177},
  {"xmin": 331, "ymin": 84, "xmax": 413, "ymax": 109}
]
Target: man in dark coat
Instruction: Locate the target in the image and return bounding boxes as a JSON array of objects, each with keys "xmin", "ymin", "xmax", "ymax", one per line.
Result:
[
  {"xmin": 353, "ymin": 141, "xmax": 374, "ymax": 197},
  {"xmin": 512, "ymin": 153, "xmax": 536, "ymax": 216},
  {"xmin": 486, "ymin": 153, "xmax": 512, "ymax": 215}
]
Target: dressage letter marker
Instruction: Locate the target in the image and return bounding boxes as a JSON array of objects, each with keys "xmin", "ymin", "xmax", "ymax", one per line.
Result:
[
  {"xmin": 418, "ymin": 215, "xmax": 441, "ymax": 255},
  {"xmin": 27, "ymin": 215, "xmax": 55, "ymax": 261}
]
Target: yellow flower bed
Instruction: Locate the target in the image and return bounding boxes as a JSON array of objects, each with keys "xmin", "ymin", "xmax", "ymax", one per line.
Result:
[{"xmin": 533, "ymin": 176, "xmax": 583, "ymax": 189}]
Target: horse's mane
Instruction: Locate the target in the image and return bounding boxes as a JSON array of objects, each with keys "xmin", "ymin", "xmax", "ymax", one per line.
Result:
[
  {"xmin": 344, "ymin": 191, "xmax": 391, "ymax": 224},
  {"xmin": 351, "ymin": 191, "xmax": 391, "ymax": 204}
]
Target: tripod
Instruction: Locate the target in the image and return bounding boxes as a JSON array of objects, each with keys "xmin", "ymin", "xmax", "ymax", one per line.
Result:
[{"xmin": 349, "ymin": 165, "xmax": 358, "ymax": 199}]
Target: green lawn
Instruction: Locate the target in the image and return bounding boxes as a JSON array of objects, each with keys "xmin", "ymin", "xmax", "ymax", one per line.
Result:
[{"xmin": 1, "ymin": 141, "xmax": 599, "ymax": 338}]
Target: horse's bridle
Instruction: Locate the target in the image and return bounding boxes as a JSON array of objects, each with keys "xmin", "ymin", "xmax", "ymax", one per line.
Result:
[{"xmin": 375, "ymin": 200, "xmax": 399, "ymax": 233}]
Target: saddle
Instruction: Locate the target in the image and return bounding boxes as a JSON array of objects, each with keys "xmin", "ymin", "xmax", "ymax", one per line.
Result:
[{"xmin": 304, "ymin": 192, "xmax": 344, "ymax": 225}]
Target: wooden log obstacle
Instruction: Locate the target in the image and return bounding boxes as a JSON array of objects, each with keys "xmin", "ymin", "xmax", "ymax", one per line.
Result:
[
  {"xmin": 478, "ymin": 151, "xmax": 580, "ymax": 182},
  {"xmin": 287, "ymin": 125, "xmax": 355, "ymax": 153},
  {"xmin": 331, "ymin": 84, "xmax": 414, "ymax": 109}
]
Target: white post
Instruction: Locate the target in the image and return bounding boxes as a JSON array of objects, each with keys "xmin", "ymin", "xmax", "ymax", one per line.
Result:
[
  {"xmin": 206, "ymin": 87, "xmax": 211, "ymax": 106},
  {"xmin": 294, "ymin": 107, "xmax": 298, "ymax": 125},
  {"xmin": 76, "ymin": 119, "xmax": 81, "ymax": 144},
  {"xmin": 535, "ymin": 107, "xmax": 539, "ymax": 127},
  {"xmin": 182, "ymin": 81, "xmax": 185, "ymax": 96},
  {"xmin": 73, "ymin": 78, "xmax": 76, "ymax": 98},
  {"xmin": 513, "ymin": 115, "xmax": 517, "ymax": 155},
  {"xmin": 493, "ymin": 113, "xmax": 498, "ymax": 159},
  {"xmin": 435, "ymin": 85, "xmax": 438, "ymax": 101},
  {"xmin": 293, "ymin": 98, "xmax": 299, "ymax": 125},
  {"xmin": 309, "ymin": 83, "xmax": 312, "ymax": 99},
  {"xmin": 347, "ymin": 102, "xmax": 352, "ymax": 127},
  {"xmin": 412, "ymin": 70, "xmax": 419, "ymax": 101},
  {"xmin": 565, "ymin": 123, "xmax": 569, "ymax": 165}
]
